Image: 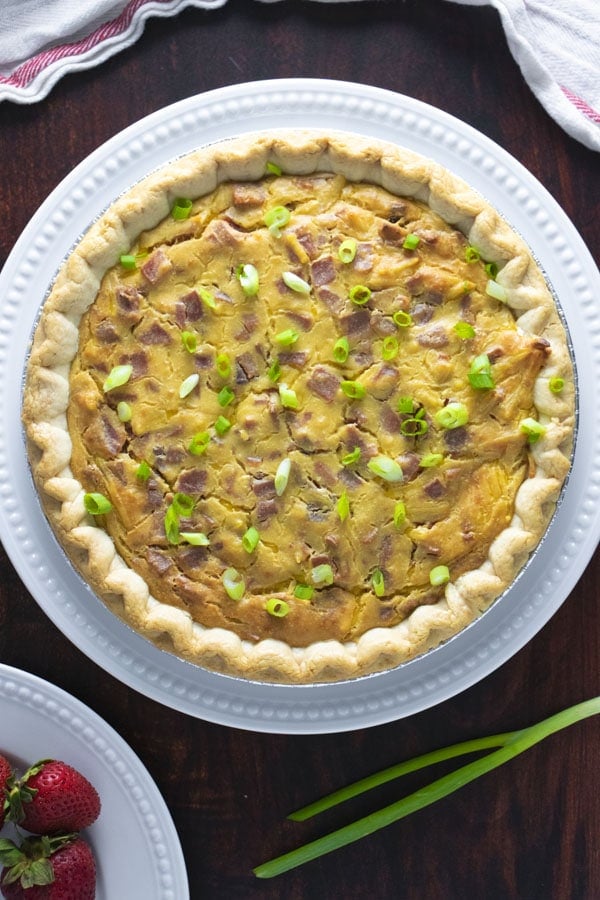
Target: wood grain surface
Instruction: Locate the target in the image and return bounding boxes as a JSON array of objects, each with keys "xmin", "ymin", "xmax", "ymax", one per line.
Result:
[{"xmin": 0, "ymin": 2, "xmax": 598, "ymax": 898}]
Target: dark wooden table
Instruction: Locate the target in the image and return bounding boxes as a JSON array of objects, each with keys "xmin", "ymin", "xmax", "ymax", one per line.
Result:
[{"xmin": 0, "ymin": 2, "xmax": 598, "ymax": 898}]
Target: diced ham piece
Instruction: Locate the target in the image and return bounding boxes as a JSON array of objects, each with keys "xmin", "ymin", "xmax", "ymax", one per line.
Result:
[
  {"xmin": 137, "ymin": 322, "xmax": 172, "ymax": 345},
  {"xmin": 306, "ymin": 366, "xmax": 340, "ymax": 402},
  {"xmin": 141, "ymin": 248, "xmax": 173, "ymax": 284},
  {"xmin": 310, "ymin": 256, "xmax": 336, "ymax": 287},
  {"xmin": 232, "ymin": 183, "xmax": 266, "ymax": 207}
]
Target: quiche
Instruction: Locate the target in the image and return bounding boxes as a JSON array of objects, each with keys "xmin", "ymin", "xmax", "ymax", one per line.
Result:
[{"xmin": 22, "ymin": 131, "xmax": 575, "ymax": 683}]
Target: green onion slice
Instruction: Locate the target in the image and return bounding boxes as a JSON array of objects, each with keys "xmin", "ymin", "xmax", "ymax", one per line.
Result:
[
  {"xmin": 348, "ymin": 284, "xmax": 371, "ymax": 306},
  {"xmin": 83, "ymin": 492, "xmax": 112, "ymax": 516},
  {"xmin": 266, "ymin": 161, "xmax": 282, "ymax": 176},
  {"xmin": 279, "ymin": 383, "xmax": 299, "ymax": 409},
  {"xmin": 465, "ymin": 245, "xmax": 481, "ymax": 263},
  {"xmin": 172, "ymin": 492, "xmax": 194, "ymax": 516},
  {"xmin": 181, "ymin": 331, "xmax": 198, "ymax": 353},
  {"xmin": 119, "ymin": 254, "xmax": 137, "ymax": 270},
  {"xmin": 216, "ymin": 353, "xmax": 231, "ymax": 379},
  {"xmin": 397, "ymin": 396, "xmax": 414, "ymax": 414},
  {"xmin": 429, "ymin": 565, "xmax": 450, "ymax": 586},
  {"xmin": 520, "ymin": 417, "xmax": 546, "ymax": 443},
  {"xmin": 103, "ymin": 364, "xmax": 133, "ymax": 393},
  {"xmin": 486, "ymin": 279, "xmax": 508, "ymax": 303},
  {"xmin": 282, "ymin": 271, "xmax": 311, "ymax": 294},
  {"xmin": 275, "ymin": 328, "xmax": 300, "ymax": 347},
  {"xmin": 265, "ymin": 598, "xmax": 290, "ymax": 618},
  {"xmin": 237, "ymin": 263, "xmax": 259, "ymax": 296},
  {"xmin": 214, "ymin": 415, "xmax": 232, "ymax": 436},
  {"xmin": 393, "ymin": 500, "xmax": 406, "ymax": 529},
  {"xmin": 242, "ymin": 526, "xmax": 260, "ymax": 554},
  {"xmin": 217, "ymin": 385, "xmax": 235, "ymax": 407},
  {"xmin": 341, "ymin": 447, "xmax": 361, "ymax": 466},
  {"xmin": 264, "ymin": 205, "xmax": 291, "ymax": 236},
  {"xmin": 189, "ymin": 431, "xmax": 210, "ymax": 455},
  {"xmin": 179, "ymin": 373, "xmax": 199, "ymax": 399},
  {"xmin": 485, "ymin": 261, "xmax": 499, "ymax": 279},
  {"xmin": 420, "ymin": 452, "xmax": 444, "ymax": 468},
  {"xmin": 338, "ymin": 239, "xmax": 357, "ymax": 264},
  {"xmin": 341, "ymin": 380, "xmax": 366, "ymax": 400},
  {"xmin": 222, "ymin": 567, "xmax": 245, "ymax": 601},
  {"xmin": 468, "ymin": 354, "xmax": 495, "ymax": 390},
  {"xmin": 116, "ymin": 401, "xmax": 132, "ymax": 423},
  {"xmin": 434, "ymin": 402, "xmax": 469, "ymax": 429},
  {"xmin": 180, "ymin": 532, "xmax": 210, "ymax": 547},
  {"xmin": 337, "ymin": 490, "xmax": 350, "ymax": 522},
  {"xmin": 549, "ymin": 376, "xmax": 565, "ymax": 394},
  {"xmin": 371, "ymin": 568, "xmax": 385, "ymax": 598},
  {"xmin": 403, "ymin": 233, "xmax": 420, "ymax": 250},
  {"xmin": 393, "ymin": 310, "xmax": 413, "ymax": 328},
  {"xmin": 294, "ymin": 584, "xmax": 314, "ymax": 601},
  {"xmin": 136, "ymin": 460, "xmax": 151, "ymax": 482},
  {"xmin": 400, "ymin": 417, "xmax": 428, "ymax": 437},
  {"xmin": 171, "ymin": 197, "xmax": 193, "ymax": 220},
  {"xmin": 268, "ymin": 358, "xmax": 282, "ymax": 383},
  {"xmin": 367, "ymin": 455, "xmax": 404, "ymax": 482},
  {"xmin": 333, "ymin": 336, "xmax": 350, "ymax": 363},
  {"xmin": 274, "ymin": 458, "xmax": 291, "ymax": 496},
  {"xmin": 311, "ymin": 564, "xmax": 334, "ymax": 586},
  {"xmin": 164, "ymin": 504, "xmax": 181, "ymax": 545},
  {"xmin": 381, "ymin": 336, "xmax": 399, "ymax": 360},
  {"xmin": 198, "ymin": 286, "xmax": 217, "ymax": 310},
  {"xmin": 454, "ymin": 321, "xmax": 475, "ymax": 340}
]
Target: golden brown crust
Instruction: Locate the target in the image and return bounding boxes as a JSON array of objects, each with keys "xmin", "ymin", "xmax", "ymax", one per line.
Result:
[{"xmin": 22, "ymin": 131, "xmax": 575, "ymax": 683}]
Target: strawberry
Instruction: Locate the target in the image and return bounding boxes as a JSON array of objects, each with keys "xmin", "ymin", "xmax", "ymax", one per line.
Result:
[
  {"xmin": 0, "ymin": 834, "xmax": 95, "ymax": 899},
  {"xmin": 4, "ymin": 761, "xmax": 100, "ymax": 835},
  {"xmin": 0, "ymin": 756, "xmax": 13, "ymax": 829}
]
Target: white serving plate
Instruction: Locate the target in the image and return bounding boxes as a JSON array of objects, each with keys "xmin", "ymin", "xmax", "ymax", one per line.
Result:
[
  {"xmin": 0, "ymin": 79, "xmax": 599, "ymax": 734},
  {"xmin": 0, "ymin": 664, "xmax": 189, "ymax": 898}
]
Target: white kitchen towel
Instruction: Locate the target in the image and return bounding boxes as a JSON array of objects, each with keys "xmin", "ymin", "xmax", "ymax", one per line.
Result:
[{"xmin": 0, "ymin": 0, "xmax": 598, "ymax": 153}]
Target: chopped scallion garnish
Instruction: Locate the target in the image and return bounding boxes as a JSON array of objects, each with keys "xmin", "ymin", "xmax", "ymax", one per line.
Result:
[
  {"xmin": 397, "ymin": 396, "xmax": 414, "ymax": 414},
  {"xmin": 265, "ymin": 598, "xmax": 290, "ymax": 618},
  {"xmin": 214, "ymin": 415, "xmax": 232, "ymax": 436},
  {"xmin": 216, "ymin": 353, "xmax": 231, "ymax": 379},
  {"xmin": 429, "ymin": 565, "xmax": 450, "ymax": 586},
  {"xmin": 237, "ymin": 263, "xmax": 260, "ymax": 296},
  {"xmin": 420, "ymin": 453, "xmax": 443, "ymax": 468},
  {"xmin": 393, "ymin": 500, "xmax": 406, "ymax": 529},
  {"xmin": 180, "ymin": 532, "xmax": 210, "ymax": 546},
  {"xmin": 434, "ymin": 402, "xmax": 469, "ymax": 429},
  {"xmin": 468, "ymin": 354, "xmax": 495, "ymax": 390},
  {"xmin": 465, "ymin": 245, "xmax": 481, "ymax": 263},
  {"xmin": 348, "ymin": 284, "xmax": 371, "ymax": 306},
  {"xmin": 83, "ymin": 492, "xmax": 112, "ymax": 515},
  {"xmin": 403, "ymin": 233, "xmax": 420, "ymax": 250},
  {"xmin": 171, "ymin": 197, "xmax": 193, "ymax": 220},
  {"xmin": 119, "ymin": 254, "xmax": 137, "ymax": 270},
  {"xmin": 136, "ymin": 460, "xmax": 151, "ymax": 482},
  {"xmin": 392, "ymin": 310, "xmax": 413, "ymax": 328},
  {"xmin": 268, "ymin": 358, "xmax": 282, "ymax": 383},
  {"xmin": 338, "ymin": 239, "xmax": 357, "ymax": 264},
  {"xmin": 400, "ymin": 417, "xmax": 428, "ymax": 437},
  {"xmin": 486, "ymin": 279, "xmax": 508, "ymax": 303},
  {"xmin": 188, "ymin": 431, "xmax": 210, "ymax": 455},
  {"xmin": 217, "ymin": 385, "xmax": 235, "ymax": 407},
  {"xmin": 264, "ymin": 205, "xmax": 291, "ymax": 236},
  {"xmin": 279, "ymin": 383, "xmax": 299, "ymax": 409},
  {"xmin": 454, "ymin": 321, "xmax": 475, "ymax": 340},
  {"xmin": 275, "ymin": 328, "xmax": 300, "ymax": 347},
  {"xmin": 549, "ymin": 376, "xmax": 565, "ymax": 394},
  {"xmin": 371, "ymin": 568, "xmax": 385, "ymax": 597},
  {"xmin": 172, "ymin": 492, "xmax": 194, "ymax": 516},
  {"xmin": 520, "ymin": 417, "xmax": 546, "ymax": 443},
  {"xmin": 381, "ymin": 336, "xmax": 399, "ymax": 360},
  {"xmin": 337, "ymin": 490, "xmax": 350, "ymax": 522},
  {"xmin": 179, "ymin": 373, "xmax": 199, "ymax": 399},
  {"xmin": 485, "ymin": 261, "xmax": 499, "ymax": 279},
  {"xmin": 222, "ymin": 567, "xmax": 245, "ymax": 601},
  {"xmin": 164, "ymin": 504, "xmax": 181, "ymax": 545},
  {"xmin": 341, "ymin": 380, "xmax": 366, "ymax": 400},
  {"xmin": 282, "ymin": 271, "xmax": 311, "ymax": 294},
  {"xmin": 367, "ymin": 455, "xmax": 404, "ymax": 482},
  {"xmin": 198, "ymin": 286, "xmax": 217, "ymax": 310},
  {"xmin": 103, "ymin": 364, "xmax": 133, "ymax": 392},
  {"xmin": 333, "ymin": 337, "xmax": 350, "ymax": 364},
  {"xmin": 341, "ymin": 447, "xmax": 361, "ymax": 466},
  {"xmin": 181, "ymin": 331, "xmax": 198, "ymax": 353},
  {"xmin": 294, "ymin": 584, "xmax": 314, "ymax": 601},
  {"xmin": 311, "ymin": 564, "xmax": 334, "ymax": 586},
  {"xmin": 116, "ymin": 401, "xmax": 132, "ymax": 423},
  {"xmin": 242, "ymin": 526, "xmax": 260, "ymax": 554},
  {"xmin": 266, "ymin": 161, "xmax": 282, "ymax": 176},
  {"xmin": 274, "ymin": 458, "xmax": 291, "ymax": 496}
]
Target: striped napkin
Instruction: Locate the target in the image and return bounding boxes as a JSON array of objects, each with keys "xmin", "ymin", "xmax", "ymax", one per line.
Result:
[{"xmin": 0, "ymin": 0, "xmax": 598, "ymax": 152}]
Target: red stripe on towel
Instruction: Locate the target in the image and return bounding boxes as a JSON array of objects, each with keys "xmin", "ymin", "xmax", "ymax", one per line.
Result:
[{"xmin": 560, "ymin": 85, "xmax": 600, "ymax": 126}]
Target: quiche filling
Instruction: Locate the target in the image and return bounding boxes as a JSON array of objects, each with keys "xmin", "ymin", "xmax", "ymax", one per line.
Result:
[{"xmin": 68, "ymin": 172, "xmax": 553, "ymax": 648}]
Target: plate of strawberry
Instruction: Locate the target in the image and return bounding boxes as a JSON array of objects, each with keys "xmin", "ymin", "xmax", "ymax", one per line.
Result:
[{"xmin": 0, "ymin": 664, "xmax": 188, "ymax": 899}]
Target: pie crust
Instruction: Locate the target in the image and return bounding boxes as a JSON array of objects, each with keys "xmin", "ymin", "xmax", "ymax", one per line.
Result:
[{"xmin": 22, "ymin": 131, "xmax": 575, "ymax": 683}]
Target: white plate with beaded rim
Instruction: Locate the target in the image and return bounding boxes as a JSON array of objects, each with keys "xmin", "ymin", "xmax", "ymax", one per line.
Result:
[
  {"xmin": 0, "ymin": 78, "xmax": 599, "ymax": 734},
  {"xmin": 0, "ymin": 664, "xmax": 189, "ymax": 899}
]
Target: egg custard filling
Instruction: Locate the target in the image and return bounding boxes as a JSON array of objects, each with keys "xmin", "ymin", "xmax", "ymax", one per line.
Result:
[{"xmin": 23, "ymin": 133, "xmax": 574, "ymax": 682}]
